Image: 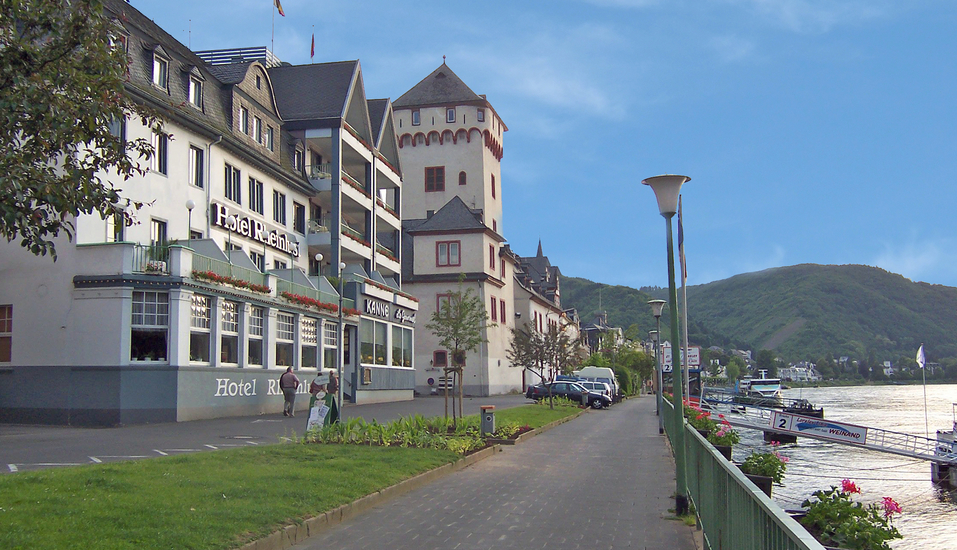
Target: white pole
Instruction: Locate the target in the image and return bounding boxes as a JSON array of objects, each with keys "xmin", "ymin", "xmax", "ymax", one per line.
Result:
[
  {"xmin": 681, "ymin": 279, "xmax": 690, "ymax": 399},
  {"xmin": 923, "ymin": 366, "xmax": 929, "ymax": 440}
]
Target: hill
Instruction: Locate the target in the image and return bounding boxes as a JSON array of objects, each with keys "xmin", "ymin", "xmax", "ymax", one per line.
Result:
[{"xmin": 560, "ymin": 264, "xmax": 957, "ymax": 362}]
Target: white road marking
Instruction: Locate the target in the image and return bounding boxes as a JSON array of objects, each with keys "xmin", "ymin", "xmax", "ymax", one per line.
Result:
[
  {"xmin": 252, "ymin": 419, "xmax": 283, "ymax": 423},
  {"xmin": 154, "ymin": 449, "xmax": 168, "ymax": 456},
  {"xmin": 89, "ymin": 457, "xmax": 102, "ymax": 463},
  {"xmin": 204, "ymin": 444, "xmax": 218, "ymax": 450},
  {"xmin": 8, "ymin": 464, "xmax": 17, "ymax": 472},
  {"xmin": 245, "ymin": 441, "xmax": 259, "ymax": 445},
  {"xmin": 166, "ymin": 449, "xmax": 202, "ymax": 452}
]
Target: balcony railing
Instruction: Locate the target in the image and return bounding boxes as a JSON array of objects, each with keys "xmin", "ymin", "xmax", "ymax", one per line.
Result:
[
  {"xmin": 340, "ymin": 224, "xmax": 369, "ymax": 247},
  {"xmin": 308, "ymin": 163, "xmax": 332, "ymax": 180},
  {"xmin": 375, "ymin": 243, "xmax": 398, "ymax": 262},
  {"xmin": 132, "ymin": 243, "xmax": 170, "ymax": 274},
  {"xmin": 191, "ymin": 253, "xmax": 268, "ymax": 287},
  {"xmin": 275, "ymin": 278, "xmax": 355, "ymax": 311},
  {"xmin": 307, "ymin": 219, "xmax": 329, "ymax": 234},
  {"xmin": 342, "ymin": 172, "xmax": 371, "ymax": 199}
]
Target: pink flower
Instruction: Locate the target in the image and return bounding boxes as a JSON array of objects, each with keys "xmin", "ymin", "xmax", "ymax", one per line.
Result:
[
  {"xmin": 881, "ymin": 497, "xmax": 902, "ymax": 517},
  {"xmin": 841, "ymin": 479, "xmax": 861, "ymax": 494}
]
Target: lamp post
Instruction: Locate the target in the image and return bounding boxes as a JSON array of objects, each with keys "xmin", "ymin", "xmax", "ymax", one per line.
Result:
[
  {"xmin": 314, "ymin": 253, "xmax": 323, "ymax": 277},
  {"xmin": 642, "ymin": 174, "xmax": 690, "ymax": 516},
  {"xmin": 649, "ymin": 297, "xmax": 667, "ymax": 433},
  {"xmin": 185, "ymin": 199, "xmax": 196, "ymax": 242},
  {"xmin": 336, "ymin": 261, "xmax": 346, "ymax": 411}
]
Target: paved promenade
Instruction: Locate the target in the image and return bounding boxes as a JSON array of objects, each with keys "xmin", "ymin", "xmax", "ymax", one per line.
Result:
[{"xmin": 295, "ymin": 396, "xmax": 698, "ymax": 550}]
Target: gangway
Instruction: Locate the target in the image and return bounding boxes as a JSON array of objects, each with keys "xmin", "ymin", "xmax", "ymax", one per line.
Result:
[
  {"xmin": 702, "ymin": 387, "xmax": 822, "ymax": 413},
  {"xmin": 701, "ymin": 399, "xmax": 957, "ymax": 466}
]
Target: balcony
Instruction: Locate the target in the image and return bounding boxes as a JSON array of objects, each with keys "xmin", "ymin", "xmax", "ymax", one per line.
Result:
[
  {"xmin": 308, "ymin": 163, "xmax": 332, "ymax": 192},
  {"xmin": 375, "ymin": 243, "xmax": 400, "ymax": 275},
  {"xmin": 376, "ymin": 199, "xmax": 400, "ymax": 230},
  {"xmin": 306, "ymin": 219, "xmax": 331, "ymax": 248}
]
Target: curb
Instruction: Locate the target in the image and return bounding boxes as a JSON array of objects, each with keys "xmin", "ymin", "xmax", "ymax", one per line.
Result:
[{"xmin": 236, "ymin": 408, "xmax": 584, "ymax": 550}]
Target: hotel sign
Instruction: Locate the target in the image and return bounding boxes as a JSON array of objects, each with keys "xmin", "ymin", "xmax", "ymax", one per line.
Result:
[{"xmin": 212, "ymin": 202, "xmax": 300, "ymax": 257}]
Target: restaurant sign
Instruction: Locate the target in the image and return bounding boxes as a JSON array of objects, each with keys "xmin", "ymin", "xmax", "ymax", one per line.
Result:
[{"xmin": 363, "ymin": 298, "xmax": 416, "ymax": 325}]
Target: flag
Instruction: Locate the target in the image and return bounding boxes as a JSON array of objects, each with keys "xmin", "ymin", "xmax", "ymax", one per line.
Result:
[
  {"xmin": 274, "ymin": 0, "xmax": 285, "ymax": 16},
  {"xmin": 678, "ymin": 195, "xmax": 687, "ymax": 284},
  {"xmin": 310, "ymin": 33, "xmax": 315, "ymax": 60},
  {"xmin": 916, "ymin": 344, "xmax": 925, "ymax": 369}
]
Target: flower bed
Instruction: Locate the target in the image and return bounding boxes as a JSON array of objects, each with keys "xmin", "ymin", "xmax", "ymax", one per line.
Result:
[
  {"xmin": 192, "ymin": 270, "xmax": 271, "ymax": 294},
  {"xmin": 281, "ymin": 291, "xmax": 360, "ymax": 316}
]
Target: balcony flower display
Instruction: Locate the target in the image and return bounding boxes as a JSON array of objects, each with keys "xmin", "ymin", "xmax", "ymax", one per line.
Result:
[
  {"xmin": 706, "ymin": 417, "xmax": 741, "ymax": 447},
  {"xmin": 683, "ymin": 401, "xmax": 718, "ymax": 434},
  {"xmin": 192, "ymin": 270, "xmax": 270, "ymax": 294},
  {"xmin": 280, "ymin": 291, "xmax": 360, "ymax": 316},
  {"xmin": 799, "ymin": 479, "xmax": 902, "ymax": 550},
  {"xmin": 739, "ymin": 445, "xmax": 788, "ymax": 484}
]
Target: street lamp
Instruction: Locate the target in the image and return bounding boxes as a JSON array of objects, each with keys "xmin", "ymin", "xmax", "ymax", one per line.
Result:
[
  {"xmin": 643, "ymin": 173, "xmax": 690, "ymax": 515},
  {"xmin": 185, "ymin": 199, "xmax": 196, "ymax": 242},
  {"xmin": 314, "ymin": 253, "xmax": 323, "ymax": 277},
  {"xmin": 336, "ymin": 261, "xmax": 346, "ymax": 412},
  {"xmin": 649, "ymin": 298, "xmax": 667, "ymax": 434}
]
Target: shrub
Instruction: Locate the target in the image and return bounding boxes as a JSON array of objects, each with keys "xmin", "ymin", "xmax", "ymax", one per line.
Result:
[
  {"xmin": 799, "ymin": 480, "xmax": 902, "ymax": 550},
  {"xmin": 706, "ymin": 417, "xmax": 741, "ymax": 446},
  {"xmin": 739, "ymin": 446, "xmax": 788, "ymax": 484}
]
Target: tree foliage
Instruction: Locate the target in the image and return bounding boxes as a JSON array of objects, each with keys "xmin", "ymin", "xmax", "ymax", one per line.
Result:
[{"xmin": 1, "ymin": 0, "xmax": 160, "ymax": 258}]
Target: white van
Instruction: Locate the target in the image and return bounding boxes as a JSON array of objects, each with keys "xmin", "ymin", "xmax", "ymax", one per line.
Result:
[{"xmin": 574, "ymin": 366, "xmax": 619, "ymax": 398}]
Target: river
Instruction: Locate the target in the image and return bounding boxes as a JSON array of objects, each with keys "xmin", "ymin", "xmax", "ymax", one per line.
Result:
[{"xmin": 729, "ymin": 384, "xmax": 957, "ymax": 549}]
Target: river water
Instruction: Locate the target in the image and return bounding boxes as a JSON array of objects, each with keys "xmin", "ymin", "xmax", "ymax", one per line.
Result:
[{"xmin": 729, "ymin": 384, "xmax": 957, "ymax": 550}]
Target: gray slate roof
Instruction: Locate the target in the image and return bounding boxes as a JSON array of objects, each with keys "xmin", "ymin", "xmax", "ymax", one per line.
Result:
[
  {"xmin": 393, "ymin": 63, "xmax": 483, "ymax": 108},
  {"xmin": 367, "ymin": 99, "xmax": 389, "ymax": 142},
  {"xmin": 407, "ymin": 196, "xmax": 485, "ymax": 233},
  {"xmin": 268, "ymin": 61, "xmax": 358, "ymax": 121},
  {"xmin": 207, "ymin": 62, "xmax": 254, "ymax": 85}
]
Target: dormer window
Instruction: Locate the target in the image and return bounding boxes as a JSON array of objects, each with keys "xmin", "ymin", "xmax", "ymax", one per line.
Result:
[
  {"xmin": 411, "ymin": 110, "xmax": 420, "ymax": 126},
  {"xmin": 477, "ymin": 109, "xmax": 485, "ymax": 122},
  {"xmin": 188, "ymin": 77, "xmax": 203, "ymax": 107},
  {"xmin": 152, "ymin": 55, "xmax": 168, "ymax": 89},
  {"xmin": 256, "ymin": 75, "xmax": 262, "ymax": 89},
  {"xmin": 294, "ymin": 149, "xmax": 304, "ymax": 171},
  {"xmin": 446, "ymin": 108, "xmax": 455, "ymax": 123},
  {"xmin": 240, "ymin": 107, "xmax": 249, "ymax": 135},
  {"xmin": 254, "ymin": 117, "xmax": 263, "ymax": 144},
  {"xmin": 265, "ymin": 126, "xmax": 274, "ymax": 151}
]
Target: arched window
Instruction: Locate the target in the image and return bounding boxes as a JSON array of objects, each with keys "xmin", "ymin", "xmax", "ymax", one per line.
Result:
[{"xmin": 459, "ymin": 171, "xmax": 467, "ymax": 186}]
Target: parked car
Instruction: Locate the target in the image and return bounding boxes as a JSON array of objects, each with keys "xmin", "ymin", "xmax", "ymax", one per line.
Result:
[
  {"xmin": 525, "ymin": 381, "xmax": 612, "ymax": 409},
  {"xmin": 579, "ymin": 381, "xmax": 613, "ymax": 401}
]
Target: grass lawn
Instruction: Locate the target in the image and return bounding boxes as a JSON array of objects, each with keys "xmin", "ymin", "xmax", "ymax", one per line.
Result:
[{"xmin": 0, "ymin": 404, "xmax": 581, "ymax": 550}]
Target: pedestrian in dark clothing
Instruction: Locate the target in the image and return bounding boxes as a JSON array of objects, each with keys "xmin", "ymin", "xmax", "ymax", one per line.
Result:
[
  {"xmin": 327, "ymin": 371, "xmax": 339, "ymax": 397},
  {"xmin": 280, "ymin": 367, "xmax": 300, "ymax": 416}
]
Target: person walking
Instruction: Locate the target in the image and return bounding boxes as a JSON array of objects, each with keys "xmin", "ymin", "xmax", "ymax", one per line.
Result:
[{"xmin": 280, "ymin": 367, "xmax": 300, "ymax": 417}]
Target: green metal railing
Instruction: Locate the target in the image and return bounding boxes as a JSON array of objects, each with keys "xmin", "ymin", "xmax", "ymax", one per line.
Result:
[
  {"xmin": 191, "ymin": 253, "xmax": 267, "ymax": 287},
  {"xmin": 132, "ymin": 243, "xmax": 170, "ymax": 274},
  {"xmin": 274, "ymin": 278, "xmax": 354, "ymax": 311},
  {"xmin": 662, "ymin": 399, "xmax": 825, "ymax": 550}
]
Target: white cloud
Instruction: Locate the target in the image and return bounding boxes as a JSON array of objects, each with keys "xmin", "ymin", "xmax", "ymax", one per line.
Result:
[
  {"xmin": 873, "ymin": 237, "xmax": 951, "ymax": 284},
  {"xmin": 719, "ymin": 0, "xmax": 890, "ymax": 33},
  {"xmin": 709, "ymin": 34, "xmax": 758, "ymax": 63}
]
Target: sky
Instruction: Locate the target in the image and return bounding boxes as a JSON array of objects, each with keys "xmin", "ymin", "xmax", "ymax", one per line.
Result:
[{"xmin": 131, "ymin": 0, "xmax": 957, "ymax": 289}]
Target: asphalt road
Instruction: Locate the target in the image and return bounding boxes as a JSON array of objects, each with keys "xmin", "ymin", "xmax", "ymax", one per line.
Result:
[{"xmin": 0, "ymin": 394, "xmax": 528, "ymax": 473}]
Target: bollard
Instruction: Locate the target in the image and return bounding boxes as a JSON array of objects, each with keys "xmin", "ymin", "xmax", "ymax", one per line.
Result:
[{"xmin": 480, "ymin": 405, "xmax": 495, "ymax": 436}]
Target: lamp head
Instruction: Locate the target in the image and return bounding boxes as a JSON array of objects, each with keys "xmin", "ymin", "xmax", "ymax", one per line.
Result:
[
  {"xmin": 648, "ymin": 330, "xmax": 658, "ymax": 343},
  {"xmin": 185, "ymin": 199, "xmax": 196, "ymax": 211},
  {"xmin": 339, "ymin": 262, "xmax": 346, "ymax": 271},
  {"xmin": 314, "ymin": 253, "xmax": 323, "ymax": 262},
  {"xmin": 648, "ymin": 299, "xmax": 667, "ymax": 319},
  {"xmin": 642, "ymin": 174, "xmax": 690, "ymax": 216}
]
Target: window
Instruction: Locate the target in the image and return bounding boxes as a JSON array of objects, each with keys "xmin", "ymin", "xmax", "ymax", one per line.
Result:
[
  {"xmin": 492, "ymin": 219, "xmax": 497, "ymax": 233},
  {"xmin": 276, "ymin": 313, "xmax": 295, "ymax": 367},
  {"xmin": 221, "ymin": 301, "xmax": 239, "ymax": 364},
  {"xmin": 411, "ymin": 110, "xmax": 420, "ymax": 126},
  {"xmin": 107, "ymin": 211, "xmax": 125, "ymax": 242},
  {"xmin": 273, "ymin": 260, "xmax": 287, "ymax": 270},
  {"xmin": 188, "ymin": 77, "xmax": 203, "ymax": 107},
  {"xmin": 265, "ymin": 126, "xmax": 274, "ymax": 151},
  {"xmin": 294, "ymin": 149, "xmax": 304, "ymax": 172},
  {"xmin": 359, "ymin": 319, "xmax": 388, "ymax": 365},
  {"xmin": 500, "ymin": 300, "xmax": 506, "ymax": 324},
  {"xmin": 477, "ymin": 108, "xmax": 485, "ymax": 122},
  {"xmin": 152, "ymin": 55, "xmax": 168, "ymax": 88},
  {"xmin": 491, "ymin": 296, "xmax": 497, "ymax": 322},
  {"xmin": 190, "ymin": 230, "xmax": 203, "ymax": 240},
  {"xmin": 249, "ymin": 251, "xmax": 265, "ymax": 272},
  {"xmin": 256, "ymin": 75, "xmax": 262, "ymax": 89},
  {"xmin": 294, "ymin": 202, "xmax": 305, "ymax": 234},
  {"xmin": 0, "ymin": 305, "xmax": 11, "ymax": 362},
  {"xmin": 151, "ymin": 132, "xmax": 168, "ymax": 175},
  {"xmin": 392, "ymin": 326, "xmax": 412, "ymax": 367},
  {"xmin": 436, "ymin": 293, "xmax": 451, "ymax": 314},
  {"xmin": 489, "ymin": 244, "xmax": 495, "ymax": 270},
  {"xmin": 433, "ymin": 350, "xmax": 448, "ymax": 367},
  {"xmin": 491, "ymin": 174, "xmax": 496, "ymax": 199},
  {"xmin": 425, "ymin": 166, "xmax": 445, "ymax": 192},
  {"xmin": 459, "ymin": 171, "xmax": 466, "ymax": 186},
  {"xmin": 446, "ymin": 108, "xmax": 455, "ymax": 123},
  {"xmin": 131, "ymin": 292, "xmax": 168, "ymax": 361},
  {"xmin": 248, "ymin": 306, "xmax": 264, "ymax": 366},
  {"xmin": 108, "ymin": 115, "xmax": 126, "ymax": 144},
  {"xmin": 189, "ymin": 145, "xmax": 204, "ymax": 188},
  {"xmin": 301, "ymin": 317, "xmax": 318, "ymax": 369},
  {"xmin": 500, "ymin": 253, "xmax": 505, "ymax": 277},
  {"xmin": 273, "ymin": 190, "xmax": 286, "ymax": 225},
  {"xmin": 240, "ymin": 107, "xmax": 249, "ymax": 135},
  {"xmin": 323, "ymin": 323, "xmax": 338, "ymax": 369},
  {"xmin": 248, "ymin": 178, "xmax": 264, "ymax": 214},
  {"xmin": 190, "ymin": 294, "xmax": 211, "ymax": 362},
  {"xmin": 254, "ymin": 117, "xmax": 263, "ymax": 144},
  {"xmin": 225, "ymin": 164, "xmax": 241, "ymax": 204},
  {"xmin": 436, "ymin": 241, "xmax": 460, "ymax": 267},
  {"xmin": 150, "ymin": 219, "xmax": 167, "ymax": 248}
]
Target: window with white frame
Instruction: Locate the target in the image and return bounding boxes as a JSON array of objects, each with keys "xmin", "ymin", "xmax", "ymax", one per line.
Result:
[
  {"xmin": 107, "ymin": 211, "xmax": 124, "ymax": 242},
  {"xmin": 254, "ymin": 116, "xmax": 263, "ymax": 144},
  {"xmin": 446, "ymin": 107, "xmax": 455, "ymax": 123},
  {"xmin": 189, "ymin": 145, "xmax": 204, "ymax": 188},
  {"xmin": 249, "ymin": 251, "xmax": 265, "ymax": 272},
  {"xmin": 323, "ymin": 322, "xmax": 338, "ymax": 369},
  {"xmin": 411, "ymin": 110, "xmax": 420, "ymax": 126},
  {"xmin": 188, "ymin": 77, "xmax": 203, "ymax": 108},
  {"xmin": 294, "ymin": 149, "xmax": 304, "ymax": 172},
  {"xmin": 151, "ymin": 131, "xmax": 168, "ymax": 175},
  {"xmin": 392, "ymin": 325, "xmax": 412, "ymax": 367},
  {"xmin": 240, "ymin": 107, "xmax": 249, "ymax": 135},
  {"xmin": 436, "ymin": 241, "xmax": 460, "ymax": 267},
  {"xmin": 0, "ymin": 305, "xmax": 12, "ymax": 363},
  {"xmin": 273, "ymin": 259, "xmax": 287, "ymax": 270},
  {"xmin": 273, "ymin": 190, "xmax": 286, "ymax": 225},
  {"xmin": 152, "ymin": 55, "xmax": 168, "ymax": 89},
  {"xmin": 221, "ymin": 301, "xmax": 239, "ymax": 364},
  {"xmin": 477, "ymin": 108, "xmax": 485, "ymax": 122},
  {"xmin": 190, "ymin": 294, "xmax": 211, "ymax": 362},
  {"xmin": 301, "ymin": 317, "xmax": 318, "ymax": 369},
  {"xmin": 294, "ymin": 202, "xmax": 305, "ymax": 234},
  {"xmin": 225, "ymin": 163, "xmax": 241, "ymax": 204},
  {"xmin": 249, "ymin": 177, "xmax": 264, "ymax": 214},
  {"xmin": 248, "ymin": 306, "xmax": 264, "ymax": 366},
  {"xmin": 276, "ymin": 312, "xmax": 295, "ymax": 367},
  {"xmin": 131, "ymin": 291, "xmax": 168, "ymax": 362},
  {"xmin": 265, "ymin": 126, "xmax": 274, "ymax": 151}
]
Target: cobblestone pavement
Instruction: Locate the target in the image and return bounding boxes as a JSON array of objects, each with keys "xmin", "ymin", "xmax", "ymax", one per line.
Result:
[{"xmin": 295, "ymin": 396, "xmax": 697, "ymax": 550}]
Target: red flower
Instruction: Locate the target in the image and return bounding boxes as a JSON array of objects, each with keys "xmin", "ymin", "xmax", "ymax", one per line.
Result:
[
  {"xmin": 881, "ymin": 497, "xmax": 902, "ymax": 517},
  {"xmin": 841, "ymin": 479, "xmax": 861, "ymax": 494}
]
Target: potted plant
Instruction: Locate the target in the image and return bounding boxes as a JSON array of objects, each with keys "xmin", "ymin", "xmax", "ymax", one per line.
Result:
[
  {"xmin": 739, "ymin": 446, "xmax": 788, "ymax": 497},
  {"xmin": 685, "ymin": 402, "xmax": 718, "ymax": 436},
  {"xmin": 706, "ymin": 417, "xmax": 740, "ymax": 460},
  {"xmin": 798, "ymin": 479, "xmax": 902, "ymax": 550}
]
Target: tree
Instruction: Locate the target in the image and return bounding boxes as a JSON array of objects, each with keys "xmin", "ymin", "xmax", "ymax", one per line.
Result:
[
  {"xmin": 425, "ymin": 279, "xmax": 493, "ymax": 424},
  {"xmin": 1, "ymin": 0, "xmax": 160, "ymax": 259},
  {"xmin": 755, "ymin": 349, "xmax": 777, "ymax": 377},
  {"xmin": 725, "ymin": 357, "xmax": 743, "ymax": 382},
  {"xmin": 508, "ymin": 324, "xmax": 582, "ymax": 409}
]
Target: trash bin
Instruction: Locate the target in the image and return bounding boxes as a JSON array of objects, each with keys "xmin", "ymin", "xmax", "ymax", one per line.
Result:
[{"xmin": 480, "ymin": 405, "xmax": 495, "ymax": 436}]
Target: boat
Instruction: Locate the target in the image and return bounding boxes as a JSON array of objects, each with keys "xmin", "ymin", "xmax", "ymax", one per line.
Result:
[
  {"xmin": 932, "ymin": 403, "xmax": 957, "ymax": 488},
  {"xmin": 736, "ymin": 370, "xmax": 784, "ymax": 407}
]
